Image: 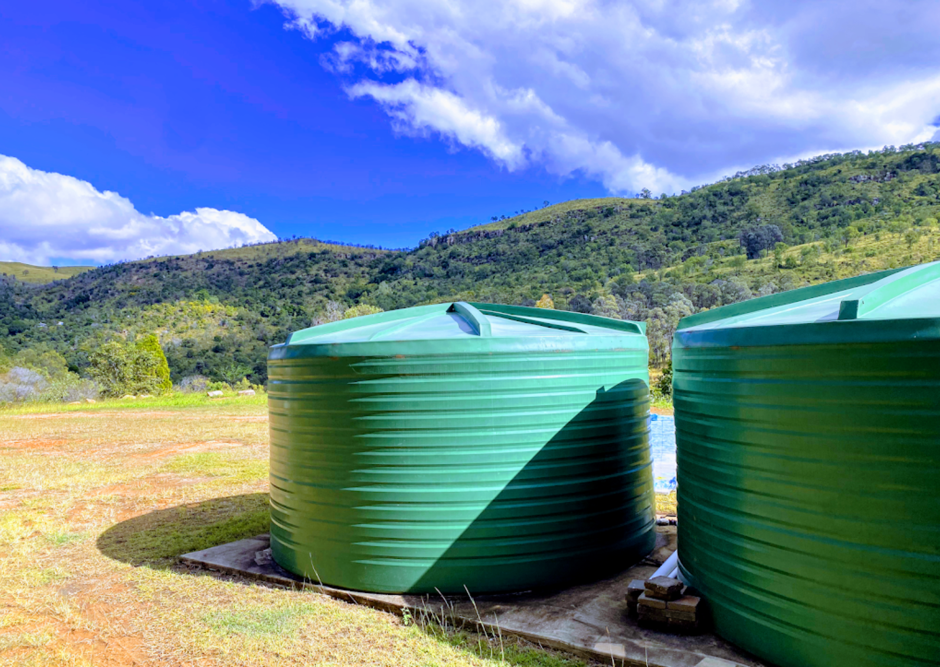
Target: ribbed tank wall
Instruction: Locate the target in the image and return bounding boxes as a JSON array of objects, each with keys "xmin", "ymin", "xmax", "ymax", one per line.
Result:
[
  {"xmin": 674, "ymin": 339, "xmax": 940, "ymax": 667},
  {"xmin": 268, "ymin": 349, "xmax": 654, "ymax": 594}
]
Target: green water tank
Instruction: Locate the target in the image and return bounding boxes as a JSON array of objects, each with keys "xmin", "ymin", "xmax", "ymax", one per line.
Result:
[
  {"xmin": 268, "ymin": 302, "xmax": 654, "ymax": 594},
  {"xmin": 673, "ymin": 262, "xmax": 940, "ymax": 667}
]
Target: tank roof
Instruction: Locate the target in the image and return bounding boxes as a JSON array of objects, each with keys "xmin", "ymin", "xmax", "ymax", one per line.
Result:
[
  {"xmin": 286, "ymin": 302, "xmax": 645, "ymax": 346},
  {"xmin": 679, "ymin": 261, "xmax": 940, "ymax": 333}
]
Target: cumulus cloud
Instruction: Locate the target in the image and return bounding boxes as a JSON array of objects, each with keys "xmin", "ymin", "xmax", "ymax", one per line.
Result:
[
  {"xmin": 273, "ymin": 0, "xmax": 940, "ymax": 194},
  {"xmin": 0, "ymin": 155, "xmax": 277, "ymax": 265}
]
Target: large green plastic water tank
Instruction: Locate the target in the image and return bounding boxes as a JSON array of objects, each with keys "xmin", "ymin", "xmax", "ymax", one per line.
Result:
[
  {"xmin": 673, "ymin": 262, "xmax": 940, "ymax": 667},
  {"xmin": 268, "ymin": 302, "xmax": 654, "ymax": 594}
]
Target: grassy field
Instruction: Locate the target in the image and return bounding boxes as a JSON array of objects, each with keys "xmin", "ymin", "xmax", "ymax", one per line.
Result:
[
  {"xmin": 0, "ymin": 262, "xmax": 94, "ymax": 285},
  {"xmin": 0, "ymin": 396, "xmax": 607, "ymax": 667}
]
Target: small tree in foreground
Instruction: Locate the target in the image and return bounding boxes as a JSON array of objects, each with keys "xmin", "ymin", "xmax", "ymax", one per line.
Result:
[
  {"xmin": 136, "ymin": 335, "xmax": 172, "ymax": 392},
  {"xmin": 89, "ymin": 335, "xmax": 172, "ymax": 397}
]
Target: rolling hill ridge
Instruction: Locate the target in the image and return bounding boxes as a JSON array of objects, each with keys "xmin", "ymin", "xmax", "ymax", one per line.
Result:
[{"xmin": 2, "ymin": 143, "xmax": 939, "ymax": 384}]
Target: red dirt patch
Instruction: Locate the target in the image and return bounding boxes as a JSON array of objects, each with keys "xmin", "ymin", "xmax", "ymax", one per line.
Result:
[
  {"xmin": 66, "ymin": 474, "xmax": 211, "ymax": 524},
  {"xmin": 0, "ymin": 584, "xmax": 151, "ymax": 667},
  {"xmin": 89, "ymin": 475, "xmax": 204, "ymax": 499},
  {"xmin": 133, "ymin": 441, "xmax": 242, "ymax": 460},
  {"xmin": 1, "ymin": 438, "xmax": 70, "ymax": 451},
  {"xmin": 17, "ymin": 411, "xmax": 184, "ymax": 420},
  {"xmin": 651, "ymin": 406, "xmax": 674, "ymax": 416}
]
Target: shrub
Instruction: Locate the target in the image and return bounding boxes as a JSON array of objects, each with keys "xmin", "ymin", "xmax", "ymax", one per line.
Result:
[
  {"xmin": 39, "ymin": 376, "xmax": 99, "ymax": 403},
  {"xmin": 13, "ymin": 348, "xmax": 69, "ymax": 379},
  {"xmin": 0, "ymin": 367, "xmax": 48, "ymax": 403},
  {"xmin": 656, "ymin": 361, "xmax": 673, "ymax": 398},
  {"xmin": 178, "ymin": 375, "xmax": 209, "ymax": 393},
  {"xmin": 136, "ymin": 335, "xmax": 172, "ymax": 392},
  {"xmin": 88, "ymin": 336, "xmax": 173, "ymax": 397}
]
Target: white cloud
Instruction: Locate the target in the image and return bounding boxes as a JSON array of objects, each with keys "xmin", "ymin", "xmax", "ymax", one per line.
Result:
[
  {"xmin": 348, "ymin": 80, "xmax": 526, "ymax": 168},
  {"xmin": 272, "ymin": 0, "xmax": 940, "ymax": 194},
  {"xmin": 0, "ymin": 155, "xmax": 277, "ymax": 265}
]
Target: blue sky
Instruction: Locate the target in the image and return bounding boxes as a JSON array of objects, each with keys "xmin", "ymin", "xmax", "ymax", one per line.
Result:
[
  {"xmin": 0, "ymin": 1, "xmax": 605, "ymax": 262},
  {"xmin": 1, "ymin": 1, "xmax": 939, "ymax": 264}
]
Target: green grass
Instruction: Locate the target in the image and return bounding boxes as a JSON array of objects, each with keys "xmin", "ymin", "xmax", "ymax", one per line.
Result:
[
  {"xmin": 42, "ymin": 530, "xmax": 88, "ymax": 547},
  {"xmin": 0, "ymin": 261, "xmax": 93, "ymax": 284},
  {"xmin": 96, "ymin": 493, "xmax": 271, "ymax": 567},
  {"xmin": 161, "ymin": 451, "xmax": 268, "ymax": 482},
  {"xmin": 203, "ymin": 604, "xmax": 312, "ymax": 637},
  {"xmin": 650, "ymin": 395, "xmax": 673, "ymax": 413},
  {"xmin": 0, "ymin": 390, "xmax": 268, "ymax": 416}
]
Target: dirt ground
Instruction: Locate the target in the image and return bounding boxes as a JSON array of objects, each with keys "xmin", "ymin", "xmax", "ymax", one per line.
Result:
[{"xmin": 0, "ymin": 398, "xmax": 602, "ymax": 667}]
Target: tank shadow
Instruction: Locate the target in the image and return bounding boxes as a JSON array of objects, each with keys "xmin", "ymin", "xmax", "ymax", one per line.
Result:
[
  {"xmin": 96, "ymin": 492, "xmax": 269, "ymax": 569},
  {"xmin": 408, "ymin": 378, "xmax": 656, "ymax": 594}
]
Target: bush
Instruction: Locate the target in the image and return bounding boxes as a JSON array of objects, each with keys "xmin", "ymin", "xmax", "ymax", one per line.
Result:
[
  {"xmin": 178, "ymin": 375, "xmax": 209, "ymax": 393},
  {"xmin": 88, "ymin": 336, "xmax": 173, "ymax": 398},
  {"xmin": 39, "ymin": 376, "xmax": 100, "ymax": 403},
  {"xmin": 657, "ymin": 361, "xmax": 673, "ymax": 398},
  {"xmin": 136, "ymin": 335, "xmax": 172, "ymax": 392},
  {"xmin": 0, "ymin": 367, "xmax": 49, "ymax": 403},
  {"xmin": 0, "ymin": 347, "xmax": 99, "ymax": 404},
  {"xmin": 13, "ymin": 348, "xmax": 69, "ymax": 378}
]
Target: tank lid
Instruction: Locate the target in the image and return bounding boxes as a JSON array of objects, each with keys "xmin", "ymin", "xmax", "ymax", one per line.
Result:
[
  {"xmin": 679, "ymin": 261, "xmax": 940, "ymax": 332},
  {"xmin": 286, "ymin": 301, "xmax": 645, "ymax": 345}
]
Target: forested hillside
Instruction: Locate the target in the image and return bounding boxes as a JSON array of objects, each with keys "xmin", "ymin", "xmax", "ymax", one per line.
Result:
[{"xmin": 3, "ymin": 143, "xmax": 939, "ymax": 390}]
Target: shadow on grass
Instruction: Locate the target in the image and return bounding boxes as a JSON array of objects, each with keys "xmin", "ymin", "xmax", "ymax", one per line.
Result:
[
  {"xmin": 96, "ymin": 493, "xmax": 270, "ymax": 569},
  {"xmin": 96, "ymin": 492, "xmax": 590, "ymax": 667}
]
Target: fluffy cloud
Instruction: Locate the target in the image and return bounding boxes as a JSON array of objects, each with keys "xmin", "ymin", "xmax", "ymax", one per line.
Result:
[
  {"xmin": 0, "ymin": 155, "xmax": 277, "ymax": 265},
  {"xmin": 274, "ymin": 0, "xmax": 940, "ymax": 194}
]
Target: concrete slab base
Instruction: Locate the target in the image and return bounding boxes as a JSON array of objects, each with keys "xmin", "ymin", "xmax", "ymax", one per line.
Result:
[{"xmin": 180, "ymin": 529, "xmax": 763, "ymax": 667}]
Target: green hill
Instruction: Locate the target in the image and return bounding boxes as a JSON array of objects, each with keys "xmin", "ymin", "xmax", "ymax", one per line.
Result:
[
  {"xmin": 2, "ymin": 142, "xmax": 939, "ymax": 385},
  {"xmin": 0, "ymin": 262, "xmax": 93, "ymax": 285}
]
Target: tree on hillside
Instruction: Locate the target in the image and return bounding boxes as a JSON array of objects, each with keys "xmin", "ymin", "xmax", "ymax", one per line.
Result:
[
  {"xmin": 218, "ymin": 360, "xmax": 253, "ymax": 385},
  {"xmin": 568, "ymin": 294, "xmax": 592, "ymax": 313},
  {"xmin": 343, "ymin": 304, "xmax": 384, "ymax": 319},
  {"xmin": 739, "ymin": 225, "xmax": 784, "ymax": 259},
  {"xmin": 591, "ymin": 295, "xmax": 620, "ymax": 319},
  {"xmin": 536, "ymin": 294, "xmax": 555, "ymax": 309},
  {"xmin": 645, "ymin": 294, "xmax": 694, "ymax": 366},
  {"xmin": 311, "ymin": 301, "xmax": 345, "ymax": 326}
]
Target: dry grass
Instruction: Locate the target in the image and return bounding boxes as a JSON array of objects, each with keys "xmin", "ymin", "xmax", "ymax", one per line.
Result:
[
  {"xmin": 0, "ymin": 400, "xmax": 589, "ymax": 667},
  {"xmin": 655, "ymin": 491, "xmax": 677, "ymax": 517}
]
